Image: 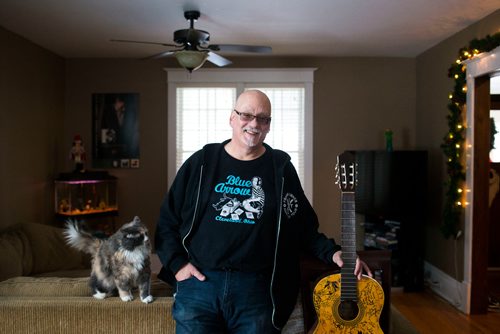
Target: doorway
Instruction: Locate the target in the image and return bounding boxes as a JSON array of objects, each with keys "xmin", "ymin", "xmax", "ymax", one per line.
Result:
[{"xmin": 464, "ymin": 46, "xmax": 500, "ymax": 314}]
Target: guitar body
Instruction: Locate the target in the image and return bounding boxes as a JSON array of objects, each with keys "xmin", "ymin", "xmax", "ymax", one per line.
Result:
[{"xmin": 312, "ymin": 274, "xmax": 384, "ymax": 334}]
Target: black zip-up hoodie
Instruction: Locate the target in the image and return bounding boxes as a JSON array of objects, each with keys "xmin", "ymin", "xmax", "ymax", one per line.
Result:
[{"xmin": 155, "ymin": 140, "xmax": 340, "ymax": 329}]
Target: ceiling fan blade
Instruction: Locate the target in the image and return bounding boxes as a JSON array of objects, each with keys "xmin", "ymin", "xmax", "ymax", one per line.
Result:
[
  {"xmin": 142, "ymin": 50, "xmax": 177, "ymax": 60},
  {"xmin": 110, "ymin": 39, "xmax": 179, "ymax": 48},
  {"xmin": 206, "ymin": 51, "xmax": 232, "ymax": 67},
  {"xmin": 208, "ymin": 44, "xmax": 272, "ymax": 54}
]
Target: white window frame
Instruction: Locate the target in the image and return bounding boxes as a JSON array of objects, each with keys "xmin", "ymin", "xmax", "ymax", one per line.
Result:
[{"xmin": 165, "ymin": 68, "xmax": 316, "ymax": 202}]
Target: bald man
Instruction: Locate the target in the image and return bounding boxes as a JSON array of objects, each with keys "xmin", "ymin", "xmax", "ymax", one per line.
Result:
[{"xmin": 155, "ymin": 90, "xmax": 371, "ymax": 333}]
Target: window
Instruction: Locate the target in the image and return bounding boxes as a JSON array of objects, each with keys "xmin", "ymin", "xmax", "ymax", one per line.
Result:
[
  {"xmin": 176, "ymin": 87, "xmax": 235, "ymax": 166},
  {"xmin": 490, "ymin": 109, "xmax": 500, "ymax": 162},
  {"xmin": 166, "ymin": 68, "xmax": 315, "ymax": 201},
  {"xmin": 489, "ymin": 75, "xmax": 500, "ymax": 162}
]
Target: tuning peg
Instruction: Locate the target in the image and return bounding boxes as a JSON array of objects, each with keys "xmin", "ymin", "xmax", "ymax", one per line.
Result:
[{"xmin": 334, "ymin": 164, "xmax": 339, "ymax": 184}]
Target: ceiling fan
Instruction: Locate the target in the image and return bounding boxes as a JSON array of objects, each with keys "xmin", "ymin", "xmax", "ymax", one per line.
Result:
[{"xmin": 111, "ymin": 10, "xmax": 272, "ymax": 72}]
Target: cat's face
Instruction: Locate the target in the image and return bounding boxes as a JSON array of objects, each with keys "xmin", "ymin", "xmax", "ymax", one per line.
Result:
[{"xmin": 118, "ymin": 217, "xmax": 150, "ymax": 252}]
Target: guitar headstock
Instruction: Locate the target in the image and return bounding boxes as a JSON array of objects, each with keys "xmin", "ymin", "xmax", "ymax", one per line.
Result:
[{"xmin": 335, "ymin": 151, "xmax": 357, "ymax": 192}]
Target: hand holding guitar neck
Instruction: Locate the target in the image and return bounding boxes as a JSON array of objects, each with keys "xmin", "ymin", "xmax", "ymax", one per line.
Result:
[{"xmin": 332, "ymin": 250, "xmax": 373, "ymax": 280}]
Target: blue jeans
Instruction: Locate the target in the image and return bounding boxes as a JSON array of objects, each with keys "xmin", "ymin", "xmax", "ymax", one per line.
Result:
[{"xmin": 172, "ymin": 270, "xmax": 280, "ymax": 334}]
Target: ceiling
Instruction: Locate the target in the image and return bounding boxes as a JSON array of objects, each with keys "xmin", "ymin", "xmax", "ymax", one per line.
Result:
[{"xmin": 0, "ymin": 0, "xmax": 499, "ymax": 59}]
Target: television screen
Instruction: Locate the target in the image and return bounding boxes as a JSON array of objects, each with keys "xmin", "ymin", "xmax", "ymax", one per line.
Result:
[{"xmin": 354, "ymin": 151, "xmax": 427, "ymax": 220}]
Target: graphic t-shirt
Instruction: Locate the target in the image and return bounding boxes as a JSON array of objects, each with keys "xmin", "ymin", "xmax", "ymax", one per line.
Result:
[{"xmin": 188, "ymin": 148, "xmax": 277, "ymax": 273}]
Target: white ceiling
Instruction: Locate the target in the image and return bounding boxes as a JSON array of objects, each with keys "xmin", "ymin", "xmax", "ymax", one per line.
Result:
[{"xmin": 1, "ymin": 0, "xmax": 499, "ymax": 59}]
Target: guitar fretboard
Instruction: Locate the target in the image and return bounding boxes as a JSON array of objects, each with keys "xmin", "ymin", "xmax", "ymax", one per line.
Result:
[{"xmin": 340, "ymin": 192, "xmax": 357, "ymax": 301}]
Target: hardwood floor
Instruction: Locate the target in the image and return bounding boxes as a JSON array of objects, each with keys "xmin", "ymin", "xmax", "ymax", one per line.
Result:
[{"xmin": 392, "ymin": 288, "xmax": 500, "ymax": 333}]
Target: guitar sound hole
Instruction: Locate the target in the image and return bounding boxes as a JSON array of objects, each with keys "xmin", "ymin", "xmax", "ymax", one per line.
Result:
[{"xmin": 338, "ymin": 300, "xmax": 359, "ymax": 321}]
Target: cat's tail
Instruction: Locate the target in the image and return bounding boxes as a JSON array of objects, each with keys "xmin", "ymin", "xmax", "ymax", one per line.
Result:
[{"xmin": 63, "ymin": 219, "xmax": 101, "ymax": 255}]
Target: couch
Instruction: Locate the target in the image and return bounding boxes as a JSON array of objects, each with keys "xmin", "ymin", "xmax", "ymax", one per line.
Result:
[
  {"xmin": 0, "ymin": 222, "xmax": 175, "ymax": 334},
  {"xmin": 0, "ymin": 223, "xmax": 390, "ymax": 334}
]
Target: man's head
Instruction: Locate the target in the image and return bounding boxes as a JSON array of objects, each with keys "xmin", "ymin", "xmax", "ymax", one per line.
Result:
[
  {"xmin": 230, "ymin": 90, "xmax": 271, "ymax": 149},
  {"xmin": 114, "ymin": 97, "xmax": 125, "ymax": 112}
]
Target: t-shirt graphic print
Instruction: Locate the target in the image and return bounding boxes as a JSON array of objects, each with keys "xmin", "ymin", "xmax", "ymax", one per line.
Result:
[{"xmin": 212, "ymin": 175, "xmax": 265, "ymax": 223}]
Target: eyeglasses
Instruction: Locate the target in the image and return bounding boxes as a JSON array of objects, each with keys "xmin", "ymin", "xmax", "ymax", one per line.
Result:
[{"xmin": 233, "ymin": 109, "xmax": 272, "ymax": 125}]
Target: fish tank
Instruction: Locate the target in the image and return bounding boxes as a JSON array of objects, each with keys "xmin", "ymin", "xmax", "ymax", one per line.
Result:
[{"xmin": 55, "ymin": 171, "xmax": 118, "ymax": 217}]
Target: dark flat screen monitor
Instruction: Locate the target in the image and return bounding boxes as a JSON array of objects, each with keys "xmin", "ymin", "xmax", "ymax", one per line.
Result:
[{"xmin": 354, "ymin": 151, "xmax": 427, "ymax": 220}]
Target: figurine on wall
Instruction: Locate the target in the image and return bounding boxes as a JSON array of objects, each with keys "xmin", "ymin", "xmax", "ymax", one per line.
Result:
[{"xmin": 70, "ymin": 134, "xmax": 86, "ymax": 173}]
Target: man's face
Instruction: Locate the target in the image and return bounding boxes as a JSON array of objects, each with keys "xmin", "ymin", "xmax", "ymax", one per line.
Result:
[
  {"xmin": 114, "ymin": 99, "xmax": 125, "ymax": 112},
  {"xmin": 230, "ymin": 92, "xmax": 271, "ymax": 149}
]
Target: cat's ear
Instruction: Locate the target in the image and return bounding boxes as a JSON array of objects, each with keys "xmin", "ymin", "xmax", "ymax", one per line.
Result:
[{"xmin": 133, "ymin": 216, "xmax": 141, "ymax": 223}]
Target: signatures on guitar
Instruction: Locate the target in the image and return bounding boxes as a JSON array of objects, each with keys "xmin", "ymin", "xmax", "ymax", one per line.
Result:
[{"xmin": 313, "ymin": 275, "xmax": 384, "ymax": 333}]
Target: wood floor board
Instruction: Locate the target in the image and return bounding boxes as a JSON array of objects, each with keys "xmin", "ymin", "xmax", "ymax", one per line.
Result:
[{"xmin": 392, "ymin": 288, "xmax": 500, "ymax": 333}]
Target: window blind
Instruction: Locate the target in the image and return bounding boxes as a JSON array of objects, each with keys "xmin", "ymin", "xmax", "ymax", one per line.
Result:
[{"xmin": 176, "ymin": 86, "xmax": 305, "ymax": 184}]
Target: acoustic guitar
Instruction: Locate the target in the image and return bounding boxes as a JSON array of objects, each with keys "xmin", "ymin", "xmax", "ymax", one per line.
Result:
[{"xmin": 312, "ymin": 151, "xmax": 384, "ymax": 333}]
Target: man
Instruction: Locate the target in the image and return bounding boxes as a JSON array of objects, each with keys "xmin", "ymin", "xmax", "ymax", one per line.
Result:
[
  {"xmin": 100, "ymin": 95, "xmax": 139, "ymax": 158},
  {"xmin": 155, "ymin": 90, "xmax": 371, "ymax": 333}
]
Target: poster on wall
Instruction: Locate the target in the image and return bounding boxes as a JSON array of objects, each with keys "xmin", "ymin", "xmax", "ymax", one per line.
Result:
[{"xmin": 92, "ymin": 93, "xmax": 140, "ymax": 168}]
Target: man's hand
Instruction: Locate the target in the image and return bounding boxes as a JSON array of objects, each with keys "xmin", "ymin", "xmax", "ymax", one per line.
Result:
[
  {"xmin": 175, "ymin": 262, "xmax": 206, "ymax": 282},
  {"xmin": 332, "ymin": 251, "xmax": 373, "ymax": 280}
]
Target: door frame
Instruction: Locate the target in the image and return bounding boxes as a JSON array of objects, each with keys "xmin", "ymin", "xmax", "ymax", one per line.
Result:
[{"xmin": 464, "ymin": 46, "xmax": 500, "ymax": 313}]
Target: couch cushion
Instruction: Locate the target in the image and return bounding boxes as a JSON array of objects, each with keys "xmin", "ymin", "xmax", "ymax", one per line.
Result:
[
  {"xmin": 0, "ymin": 277, "xmax": 91, "ymax": 297},
  {"xmin": 0, "ymin": 227, "xmax": 33, "ymax": 281},
  {"xmin": 34, "ymin": 269, "xmax": 91, "ymax": 278},
  {"xmin": 0, "ymin": 276, "xmax": 174, "ymax": 298},
  {"xmin": 20, "ymin": 223, "xmax": 88, "ymax": 274},
  {"xmin": 0, "ymin": 296, "xmax": 176, "ymax": 334},
  {"xmin": 151, "ymin": 276, "xmax": 174, "ymax": 297}
]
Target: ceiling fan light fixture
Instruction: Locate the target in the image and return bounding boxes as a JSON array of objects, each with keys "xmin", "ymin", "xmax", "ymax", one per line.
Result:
[{"xmin": 175, "ymin": 50, "xmax": 208, "ymax": 72}]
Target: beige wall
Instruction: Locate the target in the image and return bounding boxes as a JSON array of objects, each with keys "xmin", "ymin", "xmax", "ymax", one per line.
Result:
[
  {"xmin": 2, "ymin": 6, "xmax": 499, "ymax": 294},
  {"xmin": 0, "ymin": 27, "xmax": 65, "ymax": 229},
  {"xmin": 63, "ymin": 56, "xmax": 416, "ymax": 241},
  {"xmin": 63, "ymin": 59, "xmax": 171, "ymax": 233},
  {"xmin": 0, "ymin": 24, "xmax": 417, "ymax": 245},
  {"xmin": 416, "ymin": 9, "xmax": 500, "ymax": 279},
  {"xmin": 11, "ymin": 14, "xmax": 499, "ymax": 284},
  {"xmin": 4, "ymin": 8, "xmax": 498, "ymax": 283}
]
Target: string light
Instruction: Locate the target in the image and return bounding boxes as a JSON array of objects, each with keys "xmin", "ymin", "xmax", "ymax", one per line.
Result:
[{"xmin": 441, "ymin": 32, "xmax": 500, "ymax": 239}]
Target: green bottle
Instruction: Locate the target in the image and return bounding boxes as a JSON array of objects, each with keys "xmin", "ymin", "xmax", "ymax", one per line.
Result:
[{"xmin": 385, "ymin": 129, "xmax": 393, "ymax": 152}]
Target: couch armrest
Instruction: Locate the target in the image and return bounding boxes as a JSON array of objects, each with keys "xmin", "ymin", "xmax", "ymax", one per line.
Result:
[
  {"xmin": 20, "ymin": 223, "xmax": 90, "ymax": 274},
  {"xmin": 0, "ymin": 226, "xmax": 33, "ymax": 281}
]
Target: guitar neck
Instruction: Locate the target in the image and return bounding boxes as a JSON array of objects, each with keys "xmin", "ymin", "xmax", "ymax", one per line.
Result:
[{"xmin": 340, "ymin": 191, "xmax": 357, "ymax": 301}]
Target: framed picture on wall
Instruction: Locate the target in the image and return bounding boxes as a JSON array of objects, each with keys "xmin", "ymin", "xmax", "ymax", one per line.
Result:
[{"xmin": 92, "ymin": 93, "xmax": 140, "ymax": 168}]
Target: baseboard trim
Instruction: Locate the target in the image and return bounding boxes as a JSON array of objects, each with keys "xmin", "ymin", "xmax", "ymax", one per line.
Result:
[{"xmin": 424, "ymin": 261, "xmax": 468, "ymax": 313}]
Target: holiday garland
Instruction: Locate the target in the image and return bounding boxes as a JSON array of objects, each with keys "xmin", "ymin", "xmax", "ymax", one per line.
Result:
[{"xmin": 441, "ymin": 32, "xmax": 500, "ymax": 239}]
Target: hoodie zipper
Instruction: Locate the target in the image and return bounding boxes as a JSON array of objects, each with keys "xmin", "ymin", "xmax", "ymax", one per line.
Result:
[
  {"xmin": 270, "ymin": 176, "xmax": 284, "ymax": 330},
  {"xmin": 181, "ymin": 164, "xmax": 204, "ymax": 254}
]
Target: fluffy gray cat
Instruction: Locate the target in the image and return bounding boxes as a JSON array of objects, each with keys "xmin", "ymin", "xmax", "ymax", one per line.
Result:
[{"xmin": 64, "ymin": 216, "xmax": 153, "ymax": 303}]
